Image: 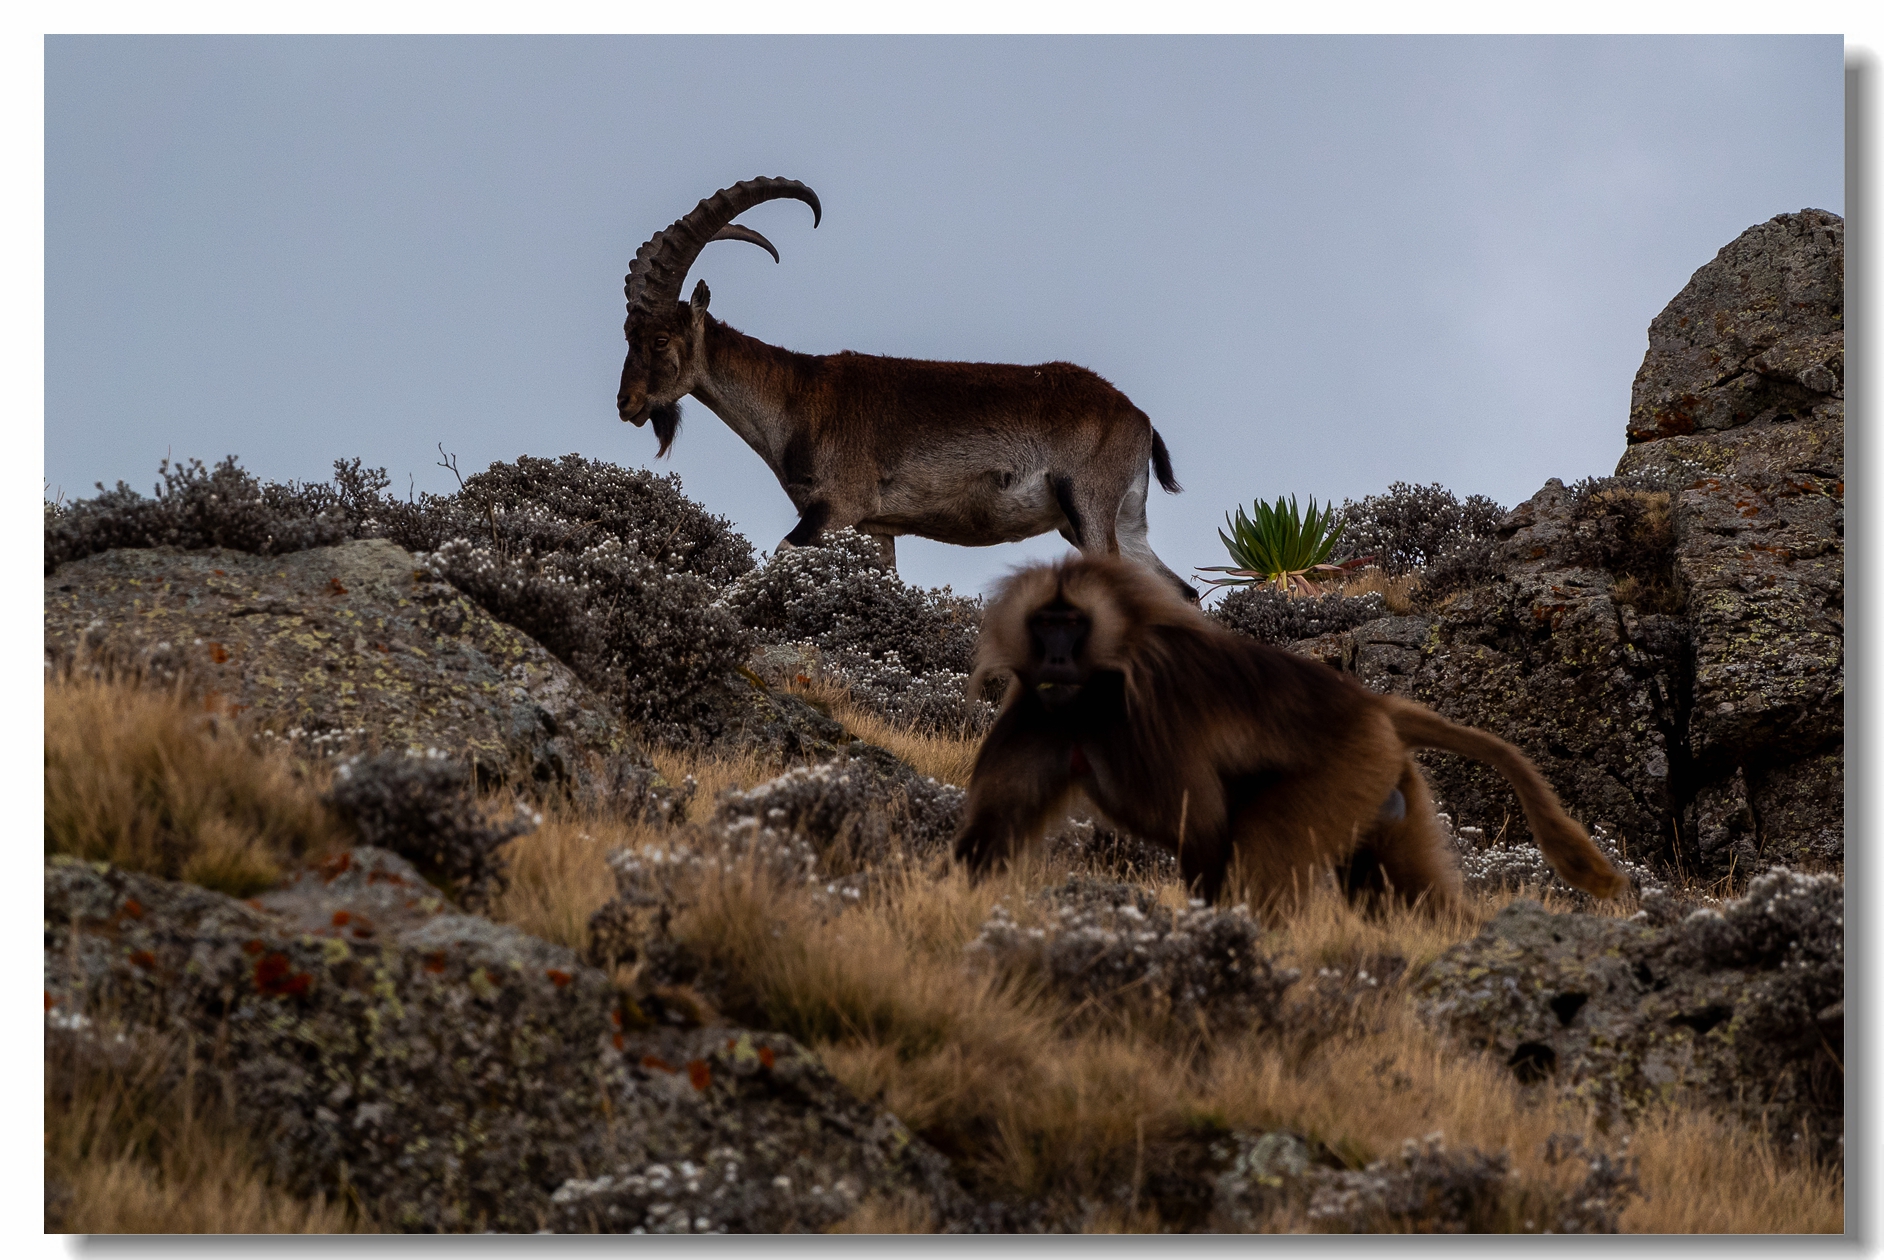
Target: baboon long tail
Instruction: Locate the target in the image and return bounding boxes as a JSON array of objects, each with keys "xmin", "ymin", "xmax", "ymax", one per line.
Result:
[
  {"xmin": 1385, "ymin": 697, "xmax": 1627, "ymax": 898},
  {"xmin": 1150, "ymin": 429, "xmax": 1182, "ymax": 494}
]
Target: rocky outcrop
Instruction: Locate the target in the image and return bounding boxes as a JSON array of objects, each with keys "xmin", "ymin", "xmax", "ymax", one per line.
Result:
[
  {"xmin": 44, "ymin": 540, "xmax": 643, "ymax": 788},
  {"xmin": 44, "ymin": 850, "xmax": 965, "ymax": 1232},
  {"xmin": 1624, "ymin": 209, "xmax": 1843, "ymax": 446},
  {"xmin": 1282, "ymin": 211, "xmax": 1842, "ymax": 880},
  {"xmin": 1622, "ymin": 210, "xmax": 1844, "ymax": 875},
  {"xmin": 43, "ymin": 538, "xmax": 858, "ymax": 797},
  {"xmin": 1413, "ymin": 869, "xmax": 1842, "ymax": 1159}
]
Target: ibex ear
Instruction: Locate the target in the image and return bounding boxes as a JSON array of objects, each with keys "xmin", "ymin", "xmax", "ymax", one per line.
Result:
[{"xmin": 690, "ymin": 279, "xmax": 711, "ymax": 316}]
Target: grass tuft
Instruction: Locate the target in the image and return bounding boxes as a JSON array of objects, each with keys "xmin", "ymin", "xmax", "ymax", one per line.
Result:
[{"xmin": 44, "ymin": 670, "xmax": 344, "ymax": 896}]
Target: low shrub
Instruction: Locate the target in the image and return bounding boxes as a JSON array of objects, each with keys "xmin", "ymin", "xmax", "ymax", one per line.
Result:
[
  {"xmin": 47, "ymin": 453, "xmax": 756, "ymax": 744},
  {"xmin": 966, "ymin": 876, "xmax": 1297, "ymax": 1038},
  {"xmin": 1209, "ymin": 587, "xmax": 1389, "ymax": 646},
  {"xmin": 325, "ymin": 750, "xmax": 538, "ymax": 912},
  {"xmin": 1332, "ymin": 481, "xmax": 1506, "ymax": 577},
  {"xmin": 719, "ymin": 530, "xmax": 983, "ymax": 678}
]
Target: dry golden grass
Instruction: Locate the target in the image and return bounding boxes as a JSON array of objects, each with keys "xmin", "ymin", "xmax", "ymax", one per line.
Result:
[
  {"xmin": 45, "ymin": 1030, "xmax": 374, "ymax": 1233},
  {"xmin": 44, "ymin": 670, "xmax": 345, "ymax": 896},
  {"xmin": 786, "ymin": 673, "xmax": 980, "ymax": 786},
  {"xmin": 1618, "ymin": 1110, "xmax": 1843, "ymax": 1233},
  {"xmin": 1327, "ymin": 566, "xmax": 1420, "ymax": 614},
  {"xmin": 48, "ymin": 669, "xmax": 1841, "ymax": 1234}
]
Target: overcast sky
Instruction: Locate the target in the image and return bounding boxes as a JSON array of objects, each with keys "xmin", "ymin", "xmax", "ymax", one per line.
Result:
[{"xmin": 45, "ymin": 35, "xmax": 1844, "ymax": 596}]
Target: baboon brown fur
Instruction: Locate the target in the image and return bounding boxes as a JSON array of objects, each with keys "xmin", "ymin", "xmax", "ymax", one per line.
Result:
[{"xmin": 953, "ymin": 555, "xmax": 1628, "ymax": 912}]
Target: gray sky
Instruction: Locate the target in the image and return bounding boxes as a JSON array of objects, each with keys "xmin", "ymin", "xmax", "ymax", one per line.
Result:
[{"xmin": 45, "ymin": 35, "xmax": 1844, "ymax": 597}]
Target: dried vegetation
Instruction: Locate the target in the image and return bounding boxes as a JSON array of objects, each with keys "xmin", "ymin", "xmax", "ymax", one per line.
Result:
[{"xmin": 43, "ymin": 456, "xmax": 1840, "ymax": 1234}]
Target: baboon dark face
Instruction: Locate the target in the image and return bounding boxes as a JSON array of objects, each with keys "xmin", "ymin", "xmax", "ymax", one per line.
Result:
[{"xmin": 1027, "ymin": 603, "xmax": 1091, "ymax": 706}]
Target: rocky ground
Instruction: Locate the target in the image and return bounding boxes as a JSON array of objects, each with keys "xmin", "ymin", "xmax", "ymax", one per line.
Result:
[{"xmin": 44, "ymin": 210, "xmax": 1842, "ymax": 1233}]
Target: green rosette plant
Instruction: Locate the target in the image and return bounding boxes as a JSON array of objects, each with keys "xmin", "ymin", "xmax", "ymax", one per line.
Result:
[{"xmin": 1197, "ymin": 494, "xmax": 1363, "ymax": 596}]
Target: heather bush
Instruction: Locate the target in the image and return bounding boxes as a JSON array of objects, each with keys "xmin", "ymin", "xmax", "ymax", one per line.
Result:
[
  {"xmin": 966, "ymin": 876, "xmax": 1297, "ymax": 1037},
  {"xmin": 1333, "ymin": 482, "xmax": 1505, "ymax": 576},
  {"xmin": 820, "ymin": 647, "xmax": 996, "ymax": 735},
  {"xmin": 326, "ymin": 750, "xmax": 538, "ymax": 912},
  {"xmin": 44, "ymin": 456, "xmax": 353, "ymax": 574},
  {"xmin": 418, "ymin": 536, "xmax": 749, "ymax": 745},
  {"xmin": 710, "ymin": 744, "xmax": 965, "ymax": 873},
  {"xmin": 423, "ymin": 454, "xmax": 755, "ymax": 587},
  {"xmin": 1209, "ymin": 587, "xmax": 1388, "ymax": 646},
  {"xmin": 1441, "ymin": 811, "xmax": 1662, "ymax": 905},
  {"xmin": 1560, "ymin": 471, "xmax": 1691, "ymax": 613},
  {"xmin": 718, "ymin": 530, "xmax": 992, "ymax": 732},
  {"xmin": 47, "ymin": 453, "xmax": 755, "ymax": 744},
  {"xmin": 718, "ymin": 530, "xmax": 982, "ymax": 677}
]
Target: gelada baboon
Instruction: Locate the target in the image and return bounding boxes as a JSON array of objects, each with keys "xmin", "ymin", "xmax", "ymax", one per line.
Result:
[{"xmin": 954, "ymin": 556, "xmax": 1627, "ymax": 911}]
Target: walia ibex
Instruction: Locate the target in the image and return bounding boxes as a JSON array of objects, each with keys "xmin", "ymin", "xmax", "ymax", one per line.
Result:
[{"xmin": 617, "ymin": 176, "xmax": 1196, "ymax": 599}]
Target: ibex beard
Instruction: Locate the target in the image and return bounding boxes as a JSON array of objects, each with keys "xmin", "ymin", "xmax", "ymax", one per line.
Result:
[{"xmin": 954, "ymin": 555, "xmax": 1629, "ymax": 914}]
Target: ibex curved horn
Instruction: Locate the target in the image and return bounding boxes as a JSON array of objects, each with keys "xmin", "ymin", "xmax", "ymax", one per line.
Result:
[
  {"xmin": 624, "ymin": 177, "xmax": 821, "ymax": 322},
  {"xmin": 710, "ymin": 224, "xmax": 782, "ymax": 263}
]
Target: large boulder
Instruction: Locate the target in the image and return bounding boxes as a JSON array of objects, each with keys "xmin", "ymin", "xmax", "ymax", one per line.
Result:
[
  {"xmin": 1281, "ymin": 488, "xmax": 1685, "ymax": 868},
  {"xmin": 44, "ymin": 540, "xmax": 645, "ymax": 790},
  {"xmin": 1276, "ymin": 212, "xmax": 1843, "ymax": 880},
  {"xmin": 1624, "ymin": 209, "xmax": 1843, "ymax": 446},
  {"xmin": 44, "ymin": 850, "xmax": 965, "ymax": 1232},
  {"xmin": 1402, "ymin": 481, "xmax": 1686, "ymax": 866},
  {"xmin": 1619, "ymin": 210, "xmax": 1844, "ymax": 875},
  {"xmin": 1412, "ymin": 869, "xmax": 1842, "ymax": 1159}
]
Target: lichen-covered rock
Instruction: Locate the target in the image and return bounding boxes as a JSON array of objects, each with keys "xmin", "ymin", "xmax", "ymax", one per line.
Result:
[
  {"xmin": 1205, "ymin": 1129, "xmax": 1637, "ymax": 1234},
  {"xmin": 1668, "ymin": 472, "xmax": 1842, "ymax": 771},
  {"xmin": 547, "ymin": 1027, "xmax": 968, "ymax": 1233},
  {"xmin": 1413, "ymin": 869, "xmax": 1842, "ymax": 1157},
  {"xmin": 1745, "ymin": 751, "xmax": 1843, "ymax": 869},
  {"xmin": 696, "ymin": 670, "xmax": 857, "ymax": 765},
  {"xmin": 43, "ymin": 540, "xmax": 647, "ymax": 788},
  {"xmin": 325, "ymin": 751, "xmax": 539, "ymax": 911},
  {"xmin": 45, "ymin": 853, "xmax": 968, "ymax": 1232},
  {"xmin": 1274, "ymin": 480, "xmax": 1687, "ymax": 867},
  {"xmin": 1287, "ymin": 614, "xmax": 1430, "ymax": 697},
  {"xmin": 1616, "ymin": 211, "xmax": 1844, "ymax": 877},
  {"xmin": 1625, "ymin": 209, "xmax": 1842, "ymax": 445},
  {"xmin": 1405, "ymin": 559, "xmax": 1682, "ymax": 867},
  {"xmin": 45, "ymin": 852, "xmax": 618, "ymax": 1231}
]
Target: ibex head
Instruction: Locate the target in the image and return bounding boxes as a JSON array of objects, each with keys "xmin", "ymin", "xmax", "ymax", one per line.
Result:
[{"xmin": 617, "ymin": 177, "xmax": 821, "ymax": 457}]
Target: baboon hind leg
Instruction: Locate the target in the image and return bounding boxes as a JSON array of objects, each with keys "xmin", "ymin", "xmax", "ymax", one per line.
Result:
[
  {"xmin": 1362, "ymin": 761, "xmax": 1464, "ymax": 914},
  {"xmin": 1225, "ymin": 791, "xmax": 1364, "ymax": 914}
]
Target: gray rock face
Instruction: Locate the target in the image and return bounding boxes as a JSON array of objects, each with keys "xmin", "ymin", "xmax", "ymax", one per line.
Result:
[
  {"xmin": 1287, "ymin": 518, "xmax": 1682, "ymax": 867},
  {"xmin": 1413, "ymin": 869, "xmax": 1842, "ymax": 1159},
  {"xmin": 1627, "ymin": 209, "xmax": 1843, "ymax": 444},
  {"xmin": 44, "ymin": 540, "xmax": 646, "ymax": 789},
  {"xmin": 44, "ymin": 852, "xmax": 965, "ymax": 1232},
  {"xmin": 1274, "ymin": 212, "xmax": 1843, "ymax": 879},
  {"xmin": 1398, "ymin": 488, "xmax": 1685, "ymax": 864},
  {"xmin": 1621, "ymin": 211, "xmax": 1845, "ymax": 875}
]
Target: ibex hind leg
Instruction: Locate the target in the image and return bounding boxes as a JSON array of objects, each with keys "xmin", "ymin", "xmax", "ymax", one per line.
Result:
[
  {"xmin": 778, "ymin": 500, "xmax": 833, "ymax": 551},
  {"xmin": 1115, "ymin": 465, "xmax": 1199, "ymax": 603}
]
